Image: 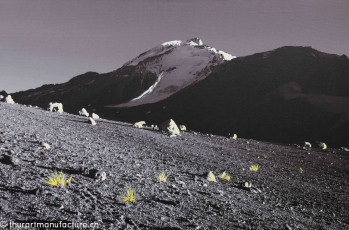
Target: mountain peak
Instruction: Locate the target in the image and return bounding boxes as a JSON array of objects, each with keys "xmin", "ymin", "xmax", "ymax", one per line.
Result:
[
  {"xmin": 117, "ymin": 38, "xmax": 236, "ymax": 107},
  {"xmin": 125, "ymin": 38, "xmax": 235, "ymax": 67},
  {"xmin": 185, "ymin": 38, "xmax": 203, "ymax": 46}
]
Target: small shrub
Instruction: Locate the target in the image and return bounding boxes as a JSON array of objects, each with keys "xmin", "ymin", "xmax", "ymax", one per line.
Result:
[
  {"xmin": 122, "ymin": 185, "xmax": 136, "ymax": 202},
  {"xmin": 218, "ymin": 171, "xmax": 231, "ymax": 181},
  {"xmin": 244, "ymin": 182, "xmax": 252, "ymax": 188},
  {"xmin": 157, "ymin": 171, "xmax": 168, "ymax": 183},
  {"xmin": 207, "ymin": 171, "xmax": 216, "ymax": 182},
  {"xmin": 249, "ymin": 165, "xmax": 259, "ymax": 172},
  {"xmin": 299, "ymin": 168, "xmax": 304, "ymax": 174},
  {"xmin": 44, "ymin": 171, "xmax": 72, "ymax": 187}
]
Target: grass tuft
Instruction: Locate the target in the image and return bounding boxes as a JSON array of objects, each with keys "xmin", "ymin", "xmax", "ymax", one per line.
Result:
[
  {"xmin": 122, "ymin": 185, "xmax": 136, "ymax": 202},
  {"xmin": 207, "ymin": 171, "xmax": 216, "ymax": 182},
  {"xmin": 44, "ymin": 171, "xmax": 72, "ymax": 187},
  {"xmin": 157, "ymin": 171, "xmax": 168, "ymax": 183},
  {"xmin": 299, "ymin": 168, "xmax": 304, "ymax": 174},
  {"xmin": 244, "ymin": 182, "xmax": 252, "ymax": 188},
  {"xmin": 249, "ymin": 165, "xmax": 259, "ymax": 172},
  {"xmin": 218, "ymin": 171, "xmax": 231, "ymax": 181}
]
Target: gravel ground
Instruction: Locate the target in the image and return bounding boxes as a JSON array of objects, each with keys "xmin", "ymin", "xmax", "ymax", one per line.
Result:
[{"xmin": 0, "ymin": 102, "xmax": 348, "ymax": 229}]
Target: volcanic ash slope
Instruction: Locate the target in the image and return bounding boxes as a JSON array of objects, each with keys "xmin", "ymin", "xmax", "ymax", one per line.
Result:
[{"xmin": 0, "ymin": 102, "xmax": 348, "ymax": 229}]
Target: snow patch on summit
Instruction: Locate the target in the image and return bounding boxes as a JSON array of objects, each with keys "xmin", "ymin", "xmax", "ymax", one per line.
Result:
[
  {"xmin": 162, "ymin": 40, "xmax": 182, "ymax": 46},
  {"xmin": 218, "ymin": 50, "xmax": 236, "ymax": 61},
  {"xmin": 186, "ymin": 38, "xmax": 203, "ymax": 46},
  {"xmin": 207, "ymin": 47, "xmax": 236, "ymax": 61},
  {"xmin": 207, "ymin": 47, "xmax": 218, "ymax": 53}
]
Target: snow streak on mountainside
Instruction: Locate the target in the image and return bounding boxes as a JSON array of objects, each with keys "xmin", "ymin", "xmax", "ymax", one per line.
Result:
[
  {"xmin": 130, "ymin": 72, "xmax": 164, "ymax": 102},
  {"xmin": 114, "ymin": 38, "xmax": 236, "ymax": 107}
]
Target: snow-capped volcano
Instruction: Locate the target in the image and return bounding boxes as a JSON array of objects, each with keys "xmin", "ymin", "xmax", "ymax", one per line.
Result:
[
  {"xmin": 12, "ymin": 46, "xmax": 349, "ymax": 147},
  {"xmin": 115, "ymin": 38, "xmax": 236, "ymax": 107}
]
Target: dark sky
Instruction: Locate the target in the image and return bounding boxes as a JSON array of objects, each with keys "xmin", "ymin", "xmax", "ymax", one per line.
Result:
[{"xmin": 1, "ymin": 0, "xmax": 348, "ymax": 93}]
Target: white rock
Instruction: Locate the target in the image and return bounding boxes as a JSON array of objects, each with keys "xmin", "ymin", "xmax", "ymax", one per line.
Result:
[
  {"xmin": 91, "ymin": 113, "xmax": 99, "ymax": 119},
  {"xmin": 89, "ymin": 117, "xmax": 96, "ymax": 126},
  {"xmin": 100, "ymin": 172, "xmax": 107, "ymax": 181},
  {"xmin": 48, "ymin": 102, "xmax": 63, "ymax": 113},
  {"xmin": 42, "ymin": 142, "xmax": 51, "ymax": 150},
  {"xmin": 5, "ymin": 95, "xmax": 15, "ymax": 104},
  {"xmin": 134, "ymin": 121, "xmax": 146, "ymax": 128},
  {"xmin": 318, "ymin": 142, "xmax": 327, "ymax": 150},
  {"xmin": 161, "ymin": 119, "xmax": 180, "ymax": 137},
  {"xmin": 79, "ymin": 108, "xmax": 89, "ymax": 117}
]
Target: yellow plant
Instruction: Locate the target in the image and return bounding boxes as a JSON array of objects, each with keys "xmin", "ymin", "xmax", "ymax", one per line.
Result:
[
  {"xmin": 44, "ymin": 171, "xmax": 72, "ymax": 187},
  {"xmin": 249, "ymin": 165, "xmax": 259, "ymax": 172},
  {"xmin": 122, "ymin": 185, "xmax": 136, "ymax": 202},
  {"xmin": 207, "ymin": 171, "xmax": 216, "ymax": 182},
  {"xmin": 232, "ymin": 134, "xmax": 237, "ymax": 140},
  {"xmin": 244, "ymin": 182, "xmax": 252, "ymax": 188},
  {"xmin": 218, "ymin": 171, "xmax": 231, "ymax": 181},
  {"xmin": 157, "ymin": 171, "xmax": 168, "ymax": 183},
  {"xmin": 299, "ymin": 168, "xmax": 304, "ymax": 174},
  {"xmin": 263, "ymin": 154, "xmax": 268, "ymax": 159}
]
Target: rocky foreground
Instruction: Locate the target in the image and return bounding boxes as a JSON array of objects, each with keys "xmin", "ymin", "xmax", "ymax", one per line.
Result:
[{"xmin": 0, "ymin": 102, "xmax": 348, "ymax": 229}]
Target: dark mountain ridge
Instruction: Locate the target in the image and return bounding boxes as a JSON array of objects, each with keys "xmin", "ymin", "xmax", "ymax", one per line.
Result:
[
  {"xmin": 13, "ymin": 68, "xmax": 158, "ymax": 112},
  {"xmin": 12, "ymin": 46, "xmax": 349, "ymax": 147}
]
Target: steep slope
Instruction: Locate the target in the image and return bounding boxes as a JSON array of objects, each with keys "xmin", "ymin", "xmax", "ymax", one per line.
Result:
[
  {"xmin": 13, "ymin": 38, "xmax": 234, "ymax": 112},
  {"xmin": 0, "ymin": 102, "xmax": 348, "ymax": 229}
]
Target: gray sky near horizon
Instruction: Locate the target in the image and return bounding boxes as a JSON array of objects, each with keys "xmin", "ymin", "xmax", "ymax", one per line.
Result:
[{"xmin": 1, "ymin": 0, "xmax": 348, "ymax": 93}]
